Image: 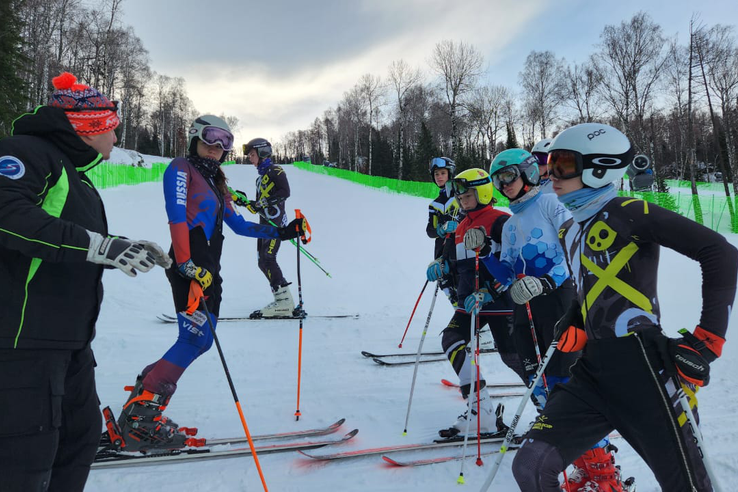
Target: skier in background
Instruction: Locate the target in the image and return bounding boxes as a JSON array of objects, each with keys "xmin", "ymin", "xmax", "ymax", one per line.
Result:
[
  {"xmin": 0, "ymin": 72, "xmax": 170, "ymax": 491},
  {"xmin": 426, "ymin": 156, "xmax": 461, "ymax": 307},
  {"xmin": 531, "ymin": 138, "xmax": 553, "ymax": 194},
  {"xmin": 242, "ymin": 138, "xmax": 298, "ymax": 318},
  {"xmin": 512, "ymin": 123, "xmax": 736, "ymax": 491},
  {"xmin": 116, "ymin": 116, "xmax": 305, "ymax": 451}
]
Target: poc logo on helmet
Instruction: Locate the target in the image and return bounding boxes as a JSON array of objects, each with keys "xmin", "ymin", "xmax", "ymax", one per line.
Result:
[{"xmin": 587, "ymin": 129, "xmax": 606, "ymax": 140}]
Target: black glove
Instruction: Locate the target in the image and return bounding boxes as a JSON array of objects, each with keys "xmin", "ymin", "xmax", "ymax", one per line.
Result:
[
  {"xmin": 278, "ymin": 218, "xmax": 306, "ymax": 240},
  {"xmin": 651, "ymin": 328, "xmax": 715, "ymax": 387}
]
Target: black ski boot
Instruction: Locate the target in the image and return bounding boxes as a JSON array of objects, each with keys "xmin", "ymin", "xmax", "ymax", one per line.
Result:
[{"xmin": 117, "ymin": 378, "xmax": 187, "ymax": 452}]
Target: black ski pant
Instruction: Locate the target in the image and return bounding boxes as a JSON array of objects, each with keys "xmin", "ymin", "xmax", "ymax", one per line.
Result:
[
  {"xmin": 514, "ymin": 279, "xmax": 579, "ymax": 380},
  {"xmin": 257, "ymin": 237, "xmax": 287, "ymax": 291},
  {"xmin": 0, "ymin": 346, "xmax": 101, "ymax": 492},
  {"xmin": 513, "ymin": 332, "xmax": 712, "ymax": 491},
  {"xmin": 441, "ymin": 310, "xmax": 524, "ymax": 397}
]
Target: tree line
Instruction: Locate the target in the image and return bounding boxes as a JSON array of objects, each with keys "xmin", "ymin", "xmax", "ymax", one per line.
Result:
[
  {"xmin": 0, "ymin": 0, "xmax": 238, "ymax": 159},
  {"xmin": 276, "ymin": 12, "xmax": 738, "ymax": 199}
]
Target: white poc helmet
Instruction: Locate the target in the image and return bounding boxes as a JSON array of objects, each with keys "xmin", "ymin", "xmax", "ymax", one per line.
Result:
[{"xmin": 548, "ymin": 123, "xmax": 633, "ymax": 188}]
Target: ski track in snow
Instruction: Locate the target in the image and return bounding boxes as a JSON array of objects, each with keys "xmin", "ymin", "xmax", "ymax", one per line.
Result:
[{"xmin": 85, "ymin": 164, "xmax": 738, "ymax": 491}]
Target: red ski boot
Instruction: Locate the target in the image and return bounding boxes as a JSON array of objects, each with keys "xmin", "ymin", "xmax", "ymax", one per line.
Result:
[{"xmin": 562, "ymin": 444, "xmax": 635, "ymax": 492}]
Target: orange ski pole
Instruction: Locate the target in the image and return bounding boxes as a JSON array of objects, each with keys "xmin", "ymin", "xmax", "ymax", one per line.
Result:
[{"xmin": 196, "ymin": 284, "xmax": 269, "ymax": 491}]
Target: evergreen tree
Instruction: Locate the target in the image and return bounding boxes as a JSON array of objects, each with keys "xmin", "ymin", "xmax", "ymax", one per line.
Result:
[
  {"xmin": 411, "ymin": 121, "xmax": 438, "ymax": 181},
  {"xmin": 505, "ymin": 122, "xmax": 519, "ymax": 149},
  {"xmin": 0, "ymin": 0, "xmax": 30, "ymax": 138}
]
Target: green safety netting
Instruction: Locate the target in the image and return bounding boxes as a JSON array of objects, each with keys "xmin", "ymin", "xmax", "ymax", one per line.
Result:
[{"xmin": 293, "ymin": 161, "xmax": 738, "ymax": 234}]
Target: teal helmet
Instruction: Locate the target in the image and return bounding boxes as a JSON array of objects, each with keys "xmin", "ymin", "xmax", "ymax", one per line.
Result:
[{"xmin": 489, "ymin": 149, "xmax": 540, "ymax": 189}]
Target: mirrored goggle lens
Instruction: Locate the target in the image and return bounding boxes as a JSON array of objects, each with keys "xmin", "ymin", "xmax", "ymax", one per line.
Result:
[
  {"xmin": 201, "ymin": 126, "xmax": 234, "ymax": 151},
  {"xmin": 430, "ymin": 157, "xmax": 450, "ymax": 170},
  {"xmin": 532, "ymin": 152, "xmax": 548, "ymax": 167},
  {"xmin": 547, "ymin": 150, "xmax": 582, "ymax": 179},
  {"xmin": 452, "ymin": 176, "xmax": 491, "ymax": 195},
  {"xmin": 492, "ymin": 166, "xmax": 521, "ymax": 189}
]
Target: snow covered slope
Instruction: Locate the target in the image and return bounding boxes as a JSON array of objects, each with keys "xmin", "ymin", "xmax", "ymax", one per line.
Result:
[{"xmin": 85, "ymin": 164, "xmax": 738, "ymax": 492}]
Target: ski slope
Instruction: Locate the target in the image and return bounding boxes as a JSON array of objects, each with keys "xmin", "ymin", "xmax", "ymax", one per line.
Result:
[{"xmin": 85, "ymin": 164, "xmax": 738, "ymax": 491}]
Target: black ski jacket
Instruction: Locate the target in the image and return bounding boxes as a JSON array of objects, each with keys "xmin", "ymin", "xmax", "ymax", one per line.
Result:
[{"xmin": 0, "ymin": 106, "xmax": 108, "ymax": 350}]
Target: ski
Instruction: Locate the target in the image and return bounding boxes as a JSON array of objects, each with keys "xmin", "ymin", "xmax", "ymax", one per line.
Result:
[
  {"xmin": 92, "ymin": 429, "xmax": 358, "ymax": 469},
  {"xmin": 298, "ymin": 430, "xmax": 522, "ymax": 461},
  {"xmin": 382, "ymin": 446, "xmax": 520, "ymax": 467},
  {"xmin": 206, "ymin": 418, "xmax": 346, "ymax": 445},
  {"xmin": 440, "ymin": 379, "xmax": 525, "ymax": 390},
  {"xmin": 157, "ymin": 313, "xmax": 359, "ymax": 323},
  {"xmin": 361, "ymin": 348, "xmax": 498, "ymax": 359},
  {"xmin": 371, "ymin": 357, "xmax": 447, "ymax": 366}
]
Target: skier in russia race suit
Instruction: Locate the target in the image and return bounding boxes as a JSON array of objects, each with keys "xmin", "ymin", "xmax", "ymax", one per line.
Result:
[
  {"xmin": 0, "ymin": 72, "xmax": 170, "ymax": 491},
  {"xmin": 426, "ymin": 156, "xmax": 461, "ymax": 307},
  {"xmin": 428, "ymin": 168, "xmax": 524, "ymax": 438},
  {"xmin": 116, "ymin": 116, "xmax": 305, "ymax": 451},
  {"xmin": 511, "ymin": 123, "xmax": 738, "ymax": 492},
  {"xmin": 242, "ymin": 137, "xmax": 297, "ymax": 318}
]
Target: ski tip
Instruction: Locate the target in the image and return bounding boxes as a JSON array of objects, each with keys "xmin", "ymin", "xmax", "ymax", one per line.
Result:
[
  {"xmin": 372, "ymin": 358, "xmax": 388, "ymax": 365},
  {"xmin": 382, "ymin": 455, "xmax": 400, "ymax": 466},
  {"xmin": 334, "ymin": 418, "xmax": 346, "ymax": 427},
  {"xmin": 360, "ymin": 351, "xmax": 373, "ymax": 358},
  {"xmin": 344, "ymin": 429, "xmax": 359, "ymax": 439},
  {"xmin": 440, "ymin": 379, "xmax": 457, "ymax": 387}
]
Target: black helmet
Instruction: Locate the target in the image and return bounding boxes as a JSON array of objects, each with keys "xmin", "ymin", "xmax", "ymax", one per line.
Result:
[
  {"xmin": 244, "ymin": 138, "xmax": 272, "ymax": 161},
  {"xmin": 429, "ymin": 157, "xmax": 456, "ymax": 180}
]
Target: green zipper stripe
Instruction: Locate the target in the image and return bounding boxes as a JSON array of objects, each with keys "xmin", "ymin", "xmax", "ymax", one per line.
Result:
[{"xmin": 14, "ymin": 167, "xmax": 73, "ymax": 347}]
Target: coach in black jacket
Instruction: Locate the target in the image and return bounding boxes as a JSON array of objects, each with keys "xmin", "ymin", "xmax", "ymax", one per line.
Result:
[{"xmin": 0, "ymin": 72, "xmax": 170, "ymax": 491}]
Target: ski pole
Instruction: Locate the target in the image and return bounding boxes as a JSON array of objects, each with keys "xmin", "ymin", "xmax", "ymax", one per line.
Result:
[
  {"xmin": 229, "ymin": 188, "xmax": 331, "ymax": 277},
  {"xmin": 458, "ymin": 250, "xmax": 483, "ymax": 485},
  {"xmin": 480, "ymin": 338, "xmax": 560, "ymax": 491},
  {"xmin": 518, "ymin": 274, "xmax": 549, "ymax": 400},
  {"xmin": 676, "ymin": 388, "xmax": 723, "ymax": 492},
  {"xmin": 402, "ymin": 283, "xmax": 439, "ymax": 435},
  {"xmin": 197, "ymin": 288, "xmax": 269, "ymax": 492},
  {"xmin": 294, "ymin": 209, "xmax": 306, "ymax": 421},
  {"xmin": 398, "ymin": 280, "xmax": 429, "ymax": 348}
]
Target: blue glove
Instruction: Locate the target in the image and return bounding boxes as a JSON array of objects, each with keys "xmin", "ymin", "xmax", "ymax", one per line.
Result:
[
  {"xmin": 464, "ymin": 289, "xmax": 493, "ymax": 315},
  {"xmin": 426, "ymin": 258, "xmax": 449, "ymax": 281},
  {"xmin": 436, "ymin": 220, "xmax": 458, "ymax": 237}
]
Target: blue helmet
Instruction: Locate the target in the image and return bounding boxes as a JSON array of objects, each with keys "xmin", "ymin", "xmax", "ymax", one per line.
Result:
[{"xmin": 489, "ymin": 149, "xmax": 540, "ymax": 189}]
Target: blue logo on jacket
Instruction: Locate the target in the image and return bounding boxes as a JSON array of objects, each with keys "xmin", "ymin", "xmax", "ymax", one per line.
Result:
[{"xmin": 0, "ymin": 156, "xmax": 26, "ymax": 180}]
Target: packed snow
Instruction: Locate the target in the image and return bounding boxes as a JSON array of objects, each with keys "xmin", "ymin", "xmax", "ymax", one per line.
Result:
[{"xmin": 84, "ymin": 163, "xmax": 738, "ymax": 491}]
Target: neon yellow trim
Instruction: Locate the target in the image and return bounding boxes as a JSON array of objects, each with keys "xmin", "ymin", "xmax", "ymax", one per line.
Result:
[
  {"xmin": 15, "ymin": 258, "xmax": 41, "ymax": 348},
  {"xmin": 621, "ymin": 198, "xmax": 649, "ymax": 214},
  {"xmin": 449, "ymin": 344, "xmax": 466, "ymax": 366},
  {"xmin": 580, "ymin": 242, "xmax": 652, "ymax": 321},
  {"xmin": 76, "ymin": 153, "xmax": 103, "ymax": 172},
  {"xmin": 0, "ymin": 227, "xmax": 86, "ymax": 251},
  {"xmin": 10, "ymin": 105, "xmax": 43, "ymax": 136}
]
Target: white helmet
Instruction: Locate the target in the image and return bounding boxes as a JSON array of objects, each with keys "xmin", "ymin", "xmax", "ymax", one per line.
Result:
[
  {"xmin": 548, "ymin": 123, "xmax": 633, "ymax": 188},
  {"xmin": 531, "ymin": 138, "xmax": 553, "ymax": 154}
]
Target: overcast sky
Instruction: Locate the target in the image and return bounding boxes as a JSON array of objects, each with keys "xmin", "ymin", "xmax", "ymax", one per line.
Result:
[{"xmin": 118, "ymin": 0, "xmax": 738, "ymax": 149}]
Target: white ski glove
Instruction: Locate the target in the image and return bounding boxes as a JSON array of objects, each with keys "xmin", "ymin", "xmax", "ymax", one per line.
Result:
[
  {"xmin": 86, "ymin": 231, "xmax": 165, "ymax": 277},
  {"xmin": 137, "ymin": 240, "xmax": 172, "ymax": 269},
  {"xmin": 463, "ymin": 226, "xmax": 489, "ymax": 252},
  {"xmin": 509, "ymin": 275, "xmax": 555, "ymax": 305}
]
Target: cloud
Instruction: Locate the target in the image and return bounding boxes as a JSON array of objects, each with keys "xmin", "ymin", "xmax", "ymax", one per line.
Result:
[{"xmin": 123, "ymin": 0, "xmax": 545, "ymax": 148}]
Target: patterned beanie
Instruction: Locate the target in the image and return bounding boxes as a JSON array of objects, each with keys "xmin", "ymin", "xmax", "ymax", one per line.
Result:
[{"xmin": 48, "ymin": 72, "xmax": 120, "ymax": 136}]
